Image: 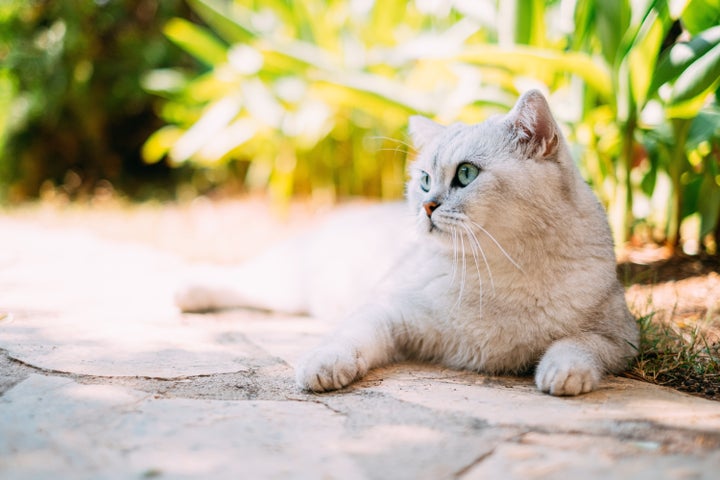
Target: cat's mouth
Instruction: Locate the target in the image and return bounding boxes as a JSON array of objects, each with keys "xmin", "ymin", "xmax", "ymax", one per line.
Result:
[{"xmin": 426, "ymin": 219, "xmax": 445, "ymax": 235}]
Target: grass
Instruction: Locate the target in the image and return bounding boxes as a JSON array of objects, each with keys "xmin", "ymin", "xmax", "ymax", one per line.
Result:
[{"xmin": 627, "ymin": 312, "xmax": 720, "ymax": 400}]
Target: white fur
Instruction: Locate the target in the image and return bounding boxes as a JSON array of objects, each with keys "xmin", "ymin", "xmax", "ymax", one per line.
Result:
[{"xmin": 176, "ymin": 90, "xmax": 639, "ymax": 396}]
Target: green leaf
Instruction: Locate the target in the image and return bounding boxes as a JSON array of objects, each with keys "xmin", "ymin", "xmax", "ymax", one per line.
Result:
[
  {"xmin": 187, "ymin": 0, "xmax": 255, "ymax": 44},
  {"xmin": 641, "ymin": 160, "xmax": 658, "ymax": 196},
  {"xmin": 169, "ymin": 95, "xmax": 243, "ymax": 162},
  {"xmin": 681, "ymin": 173, "xmax": 703, "ymax": 219},
  {"xmin": 140, "ymin": 69, "xmax": 188, "ymax": 96},
  {"xmin": 515, "ymin": 0, "xmax": 546, "ymax": 47},
  {"xmin": 163, "ymin": 18, "xmax": 228, "ymax": 66},
  {"xmin": 687, "ymin": 108, "xmax": 720, "ymax": 149},
  {"xmin": 314, "ymin": 71, "xmax": 430, "ymax": 116},
  {"xmin": 572, "ymin": 0, "xmax": 596, "ymax": 51},
  {"xmin": 595, "ymin": 0, "xmax": 631, "ymax": 66},
  {"xmin": 651, "ymin": 25, "xmax": 720, "ymax": 95},
  {"xmin": 629, "ymin": 12, "xmax": 666, "ymax": 107},
  {"xmin": 698, "ymin": 172, "xmax": 720, "ymax": 236},
  {"xmin": 370, "ymin": 0, "xmax": 408, "ymax": 46},
  {"xmin": 455, "ymin": 46, "xmax": 613, "ymax": 101},
  {"xmin": 681, "ymin": 0, "xmax": 720, "ymax": 34},
  {"xmin": 670, "ymin": 41, "xmax": 720, "ymax": 104},
  {"xmin": 142, "ymin": 126, "xmax": 183, "ymax": 164}
]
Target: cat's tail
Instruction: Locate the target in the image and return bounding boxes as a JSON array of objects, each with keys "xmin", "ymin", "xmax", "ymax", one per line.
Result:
[{"xmin": 174, "ymin": 236, "xmax": 311, "ymax": 315}]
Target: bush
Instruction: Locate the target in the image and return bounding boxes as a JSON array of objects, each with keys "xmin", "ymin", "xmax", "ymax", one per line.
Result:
[{"xmin": 0, "ymin": 0, "xmax": 192, "ymax": 201}]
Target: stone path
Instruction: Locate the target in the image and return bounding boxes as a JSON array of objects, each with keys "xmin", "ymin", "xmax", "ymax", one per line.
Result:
[{"xmin": 1, "ymin": 214, "xmax": 720, "ymax": 479}]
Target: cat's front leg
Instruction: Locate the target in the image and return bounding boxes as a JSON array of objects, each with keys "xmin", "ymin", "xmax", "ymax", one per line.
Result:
[
  {"xmin": 296, "ymin": 304, "xmax": 401, "ymax": 392},
  {"xmin": 535, "ymin": 332, "xmax": 632, "ymax": 396},
  {"xmin": 535, "ymin": 339, "xmax": 601, "ymax": 396}
]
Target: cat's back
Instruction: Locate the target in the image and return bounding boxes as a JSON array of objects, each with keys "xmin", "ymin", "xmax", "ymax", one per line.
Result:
[{"xmin": 292, "ymin": 202, "xmax": 418, "ymax": 317}]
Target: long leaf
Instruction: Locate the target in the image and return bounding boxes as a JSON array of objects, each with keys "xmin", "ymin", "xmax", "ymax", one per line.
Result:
[
  {"xmin": 670, "ymin": 41, "xmax": 720, "ymax": 103},
  {"xmin": 595, "ymin": 0, "xmax": 631, "ymax": 66},
  {"xmin": 313, "ymin": 71, "xmax": 431, "ymax": 115},
  {"xmin": 617, "ymin": 0, "xmax": 670, "ymax": 64},
  {"xmin": 188, "ymin": 0, "xmax": 256, "ymax": 44},
  {"xmin": 687, "ymin": 107, "xmax": 720, "ymax": 149},
  {"xmin": 698, "ymin": 172, "xmax": 720, "ymax": 237},
  {"xmin": 572, "ymin": 0, "xmax": 596, "ymax": 51},
  {"xmin": 681, "ymin": 0, "xmax": 720, "ymax": 34},
  {"xmin": 163, "ymin": 18, "xmax": 228, "ymax": 66},
  {"xmin": 455, "ymin": 46, "xmax": 613, "ymax": 100},
  {"xmin": 651, "ymin": 25, "xmax": 720, "ymax": 95},
  {"xmin": 516, "ymin": 0, "xmax": 546, "ymax": 47},
  {"xmin": 629, "ymin": 11, "xmax": 666, "ymax": 107}
]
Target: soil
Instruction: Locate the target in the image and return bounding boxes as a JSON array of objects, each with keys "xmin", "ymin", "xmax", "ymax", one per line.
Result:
[{"xmin": 620, "ymin": 247, "xmax": 720, "ymax": 401}]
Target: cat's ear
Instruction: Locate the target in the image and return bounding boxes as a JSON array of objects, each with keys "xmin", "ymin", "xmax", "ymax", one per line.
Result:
[
  {"xmin": 408, "ymin": 115, "xmax": 445, "ymax": 150},
  {"xmin": 506, "ymin": 90, "xmax": 560, "ymax": 160}
]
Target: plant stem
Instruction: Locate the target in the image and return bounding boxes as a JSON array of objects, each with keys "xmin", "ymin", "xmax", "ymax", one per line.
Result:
[
  {"xmin": 666, "ymin": 118, "xmax": 691, "ymax": 249},
  {"xmin": 613, "ymin": 114, "xmax": 637, "ymax": 246}
]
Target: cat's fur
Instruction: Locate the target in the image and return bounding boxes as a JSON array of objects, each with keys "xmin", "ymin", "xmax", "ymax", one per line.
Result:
[{"xmin": 176, "ymin": 90, "xmax": 639, "ymax": 396}]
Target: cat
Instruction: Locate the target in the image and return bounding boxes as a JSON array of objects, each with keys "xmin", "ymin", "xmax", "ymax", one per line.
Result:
[{"xmin": 175, "ymin": 90, "xmax": 639, "ymax": 396}]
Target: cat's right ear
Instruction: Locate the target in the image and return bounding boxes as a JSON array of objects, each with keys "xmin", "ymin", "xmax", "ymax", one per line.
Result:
[
  {"xmin": 505, "ymin": 90, "xmax": 559, "ymax": 160},
  {"xmin": 408, "ymin": 116, "xmax": 445, "ymax": 150}
]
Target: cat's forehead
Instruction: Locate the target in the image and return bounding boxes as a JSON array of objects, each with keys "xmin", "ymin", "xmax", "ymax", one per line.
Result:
[{"xmin": 421, "ymin": 121, "xmax": 501, "ymax": 170}]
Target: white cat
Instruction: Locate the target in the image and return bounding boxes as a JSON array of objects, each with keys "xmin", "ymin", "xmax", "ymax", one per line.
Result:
[{"xmin": 176, "ymin": 90, "xmax": 639, "ymax": 396}]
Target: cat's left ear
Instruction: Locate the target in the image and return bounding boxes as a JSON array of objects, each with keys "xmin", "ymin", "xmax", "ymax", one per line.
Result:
[
  {"xmin": 506, "ymin": 90, "xmax": 560, "ymax": 160},
  {"xmin": 408, "ymin": 115, "xmax": 445, "ymax": 150}
]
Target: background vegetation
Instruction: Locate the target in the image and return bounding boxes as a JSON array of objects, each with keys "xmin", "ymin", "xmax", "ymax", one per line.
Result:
[
  {"xmin": 0, "ymin": 0, "xmax": 191, "ymax": 200},
  {"xmin": 1, "ymin": 0, "xmax": 719, "ymax": 252}
]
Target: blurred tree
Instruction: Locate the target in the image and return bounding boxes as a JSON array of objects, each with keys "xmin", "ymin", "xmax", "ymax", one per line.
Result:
[{"xmin": 0, "ymin": 0, "xmax": 193, "ymax": 201}]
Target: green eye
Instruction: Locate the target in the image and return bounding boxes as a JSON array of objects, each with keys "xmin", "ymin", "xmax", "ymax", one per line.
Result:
[
  {"xmin": 420, "ymin": 171, "xmax": 431, "ymax": 192},
  {"xmin": 456, "ymin": 163, "xmax": 480, "ymax": 187}
]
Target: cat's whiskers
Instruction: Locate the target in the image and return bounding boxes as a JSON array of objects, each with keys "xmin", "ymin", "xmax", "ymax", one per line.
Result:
[
  {"xmin": 467, "ymin": 220, "xmax": 524, "ymax": 272},
  {"xmin": 369, "ymin": 136, "xmax": 417, "ymax": 155},
  {"xmin": 460, "ymin": 222, "xmax": 492, "ymax": 296},
  {"xmin": 449, "ymin": 225, "xmax": 459, "ymax": 289},
  {"xmin": 459, "ymin": 222, "xmax": 486, "ymax": 316},
  {"xmin": 454, "ymin": 229, "xmax": 468, "ymax": 310},
  {"xmin": 460, "ymin": 222, "xmax": 495, "ymax": 295}
]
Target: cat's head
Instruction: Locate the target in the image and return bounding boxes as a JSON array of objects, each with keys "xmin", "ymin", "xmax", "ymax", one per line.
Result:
[{"xmin": 406, "ymin": 89, "xmax": 576, "ymax": 249}]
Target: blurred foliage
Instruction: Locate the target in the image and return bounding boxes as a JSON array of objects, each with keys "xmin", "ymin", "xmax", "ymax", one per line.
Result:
[
  {"xmin": 1, "ymin": 0, "xmax": 719, "ymax": 253},
  {"xmin": 0, "ymin": 0, "xmax": 192, "ymax": 201},
  {"xmin": 144, "ymin": 0, "xmax": 720, "ymax": 252}
]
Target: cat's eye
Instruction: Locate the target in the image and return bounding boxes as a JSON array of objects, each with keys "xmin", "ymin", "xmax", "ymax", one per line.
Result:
[
  {"xmin": 420, "ymin": 171, "xmax": 431, "ymax": 192},
  {"xmin": 456, "ymin": 163, "xmax": 480, "ymax": 187}
]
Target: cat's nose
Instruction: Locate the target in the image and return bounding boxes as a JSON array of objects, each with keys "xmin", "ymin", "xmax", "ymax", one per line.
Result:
[{"xmin": 423, "ymin": 201, "xmax": 440, "ymax": 217}]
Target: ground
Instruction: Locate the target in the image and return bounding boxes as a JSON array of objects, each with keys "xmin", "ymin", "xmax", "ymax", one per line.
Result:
[{"xmin": 620, "ymin": 248, "xmax": 720, "ymax": 400}]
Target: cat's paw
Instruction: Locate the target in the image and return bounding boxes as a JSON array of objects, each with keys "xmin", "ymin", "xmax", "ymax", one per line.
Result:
[
  {"xmin": 296, "ymin": 344, "xmax": 369, "ymax": 392},
  {"xmin": 174, "ymin": 285, "xmax": 218, "ymax": 313},
  {"xmin": 535, "ymin": 344, "xmax": 602, "ymax": 396}
]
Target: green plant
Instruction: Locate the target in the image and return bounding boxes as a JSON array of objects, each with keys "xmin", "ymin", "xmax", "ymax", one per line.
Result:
[
  {"xmin": 629, "ymin": 311, "xmax": 720, "ymax": 397},
  {"xmin": 0, "ymin": 0, "xmax": 190, "ymax": 201},
  {"xmin": 570, "ymin": 0, "xmax": 720, "ymax": 249},
  {"xmin": 143, "ymin": 0, "xmax": 596, "ymax": 201},
  {"xmin": 143, "ymin": 0, "xmax": 430, "ymax": 201}
]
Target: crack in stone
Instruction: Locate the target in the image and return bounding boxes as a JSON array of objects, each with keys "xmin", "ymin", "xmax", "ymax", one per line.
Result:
[
  {"xmin": 453, "ymin": 431, "xmax": 529, "ymax": 478},
  {"xmin": 284, "ymin": 396, "xmax": 348, "ymax": 416},
  {"xmin": 0, "ymin": 347, "xmax": 263, "ymax": 382},
  {"xmin": 481, "ymin": 421, "xmax": 720, "ymax": 455}
]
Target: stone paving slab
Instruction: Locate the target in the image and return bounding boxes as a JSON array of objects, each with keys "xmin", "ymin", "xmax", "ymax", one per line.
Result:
[{"xmin": 1, "ymin": 215, "xmax": 720, "ymax": 479}]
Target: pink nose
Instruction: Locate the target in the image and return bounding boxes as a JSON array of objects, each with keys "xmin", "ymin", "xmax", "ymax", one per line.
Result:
[{"xmin": 423, "ymin": 201, "xmax": 439, "ymax": 217}]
